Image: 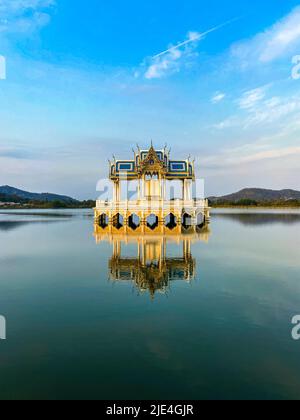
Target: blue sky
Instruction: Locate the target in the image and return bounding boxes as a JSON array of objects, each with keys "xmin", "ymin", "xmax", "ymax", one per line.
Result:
[{"xmin": 1, "ymin": 0, "xmax": 300, "ymax": 199}]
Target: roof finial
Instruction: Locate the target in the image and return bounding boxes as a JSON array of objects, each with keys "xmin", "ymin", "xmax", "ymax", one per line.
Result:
[{"xmin": 136, "ymin": 143, "xmax": 140, "ymax": 152}]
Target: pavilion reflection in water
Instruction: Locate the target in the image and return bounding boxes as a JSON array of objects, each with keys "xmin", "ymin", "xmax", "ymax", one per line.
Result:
[{"xmin": 95, "ymin": 226, "xmax": 210, "ymax": 297}]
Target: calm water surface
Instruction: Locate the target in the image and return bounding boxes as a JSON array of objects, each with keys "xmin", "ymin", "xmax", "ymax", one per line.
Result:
[{"xmin": 0, "ymin": 208, "xmax": 300, "ymax": 400}]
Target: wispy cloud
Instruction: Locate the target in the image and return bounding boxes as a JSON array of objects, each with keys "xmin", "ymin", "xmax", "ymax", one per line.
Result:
[
  {"xmin": 0, "ymin": 0, "xmax": 55, "ymax": 35},
  {"xmin": 0, "ymin": 145, "xmax": 32, "ymax": 159},
  {"xmin": 238, "ymin": 87, "xmax": 267, "ymax": 110},
  {"xmin": 231, "ymin": 6, "xmax": 300, "ymax": 67},
  {"xmin": 245, "ymin": 96, "xmax": 300, "ymax": 127},
  {"xmin": 211, "ymin": 91, "xmax": 226, "ymax": 104},
  {"xmin": 140, "ymin": 18, "xmax": 240, "ymax": 80},
  {"xmin": 202, "ymin": 142, "xmax": 300, "ymax": 168},
  {"xmin": 153, "ymin": 19, "xmax": 238, "ymax": 59},
  {"xmin": 142, "ymin": 31, "xmax": 201, "ymax": 80},
  {"xmin": 215, "ymin": 84, "xmax": 300, "ymax": 130}
]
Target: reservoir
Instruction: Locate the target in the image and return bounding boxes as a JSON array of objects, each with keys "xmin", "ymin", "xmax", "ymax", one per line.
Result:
[{"xmin": 0, "ymin": 208, "xmax": 300, "ymax": 400}]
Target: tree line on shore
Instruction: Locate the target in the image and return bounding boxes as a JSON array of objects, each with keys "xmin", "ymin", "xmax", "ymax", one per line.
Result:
[{"xmin": 209, "ymin": 198, "xmax": 300, "ymax": 208}]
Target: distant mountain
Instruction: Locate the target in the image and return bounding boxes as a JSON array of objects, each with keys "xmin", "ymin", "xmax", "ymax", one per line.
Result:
[
  {"xmin": 0, "ymin": 186, "xmax": 78, "ymax": 204},
  {"xmin": 209, "ymin": 188, "xmax": 300, "ymax": 204}
]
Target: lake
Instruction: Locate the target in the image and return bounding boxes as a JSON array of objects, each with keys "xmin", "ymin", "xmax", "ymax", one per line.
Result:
[{"xmin": 0, "ymin": 208, "xmax": 300, "ymax": 400}]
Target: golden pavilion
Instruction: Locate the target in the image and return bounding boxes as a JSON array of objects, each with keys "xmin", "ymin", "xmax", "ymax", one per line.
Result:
[{"xmin": 94, "ymin": 144, "xmax": 210, "ymax": 234}]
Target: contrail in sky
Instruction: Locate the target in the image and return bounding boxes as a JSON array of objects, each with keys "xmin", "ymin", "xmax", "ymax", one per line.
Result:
[{"xmin": 153, "ymin": 17, "xmax": 242, "ymax": 59}]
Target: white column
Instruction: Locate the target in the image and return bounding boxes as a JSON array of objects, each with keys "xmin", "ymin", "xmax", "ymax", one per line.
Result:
[
  {"xmin": 138, "ymin": 179, "xmax": 141, "ymax": 201},
  {"xmin": 162, "ymin": 178, "xmax": 166, "ymax": 201},
  {"xmin": 141, "ymin": 176, "xmax": 145, "ymax": 200},
  {"xmin": 118, "ymin": 181, "xmax": 121, "ymax": 202},
  {"xmin": 114, "ymin": 180, "xmax": 121, "ymax": 203},
  {"xmin": 193, "ymin": 181, "xmax": 196, "ymax": 201},
  {"xmin": 159, "ymin": 175, "xmax": 163, "ymax": 200},
  {"xmin": 113, "ymin": 181, "xmax": 117, "ymax": 203},
  {"xmin": 183, "ymin": 180, "xmax": 191, "ymax": 201},
  {"xmin": 187, "ymin": 180, "xmax": 191, "ymax": 201}
]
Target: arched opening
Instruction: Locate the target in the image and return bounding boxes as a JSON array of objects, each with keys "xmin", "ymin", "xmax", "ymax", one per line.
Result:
[
  {"xmin": 182, "ymin": 213, "xmax": 192, "ymax": 230},
  {"xmin": 113, "ymin": 213, "xmax": 124, "ymax": 230},
  {"xmin": 165, "ymin": 213, "xmax": 177, "ymax": 230},
  {"xmin": 146, "ymin": 214, "xmax": 159, "ymax": 230},
  {"xmin": 128, "ymin": 214, "xmax": 140, "ymax": 230},
  {"xmin": 197, "ymin": 213, "xmax": 205, "ymax": 228},
  {"xmin": 98, "ymin": 213, "xmax": 109, "ymax": 229},
  {"xmin": 145, "ymin": 172, "xmax": 159, "ymax": 181}
]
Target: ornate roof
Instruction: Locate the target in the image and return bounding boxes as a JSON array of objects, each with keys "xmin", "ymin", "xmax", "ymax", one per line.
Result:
[{"xmin": 109, "ymin": 144, "xmax": 195, "ymax": 180}]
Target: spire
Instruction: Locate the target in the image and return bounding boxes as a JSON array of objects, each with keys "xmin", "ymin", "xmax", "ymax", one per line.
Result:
[
  {"xmin": 139, "ymin": 143, "xmax": 166, "ymax": 175},
  {"xmin": 148, "ymin": 140, "xmax": 156, "ymax": 156}
]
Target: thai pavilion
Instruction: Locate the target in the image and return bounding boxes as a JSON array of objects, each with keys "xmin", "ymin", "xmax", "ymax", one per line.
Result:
[{"xmin": 94, "ymin": 144, "xmax": 210, "ymax": 234}]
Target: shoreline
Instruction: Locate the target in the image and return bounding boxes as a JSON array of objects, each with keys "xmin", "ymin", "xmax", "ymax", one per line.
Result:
[
  {"xmin": 0, "ymin": 206, "xmax": 94, "ymax": 210},
  {"xmin": 211, "ymin": 205, "xmax": 300, "ymax": 210},
  {"xmin": 1, "ymin": 205, "xmax": 300, "ymax": 211}
]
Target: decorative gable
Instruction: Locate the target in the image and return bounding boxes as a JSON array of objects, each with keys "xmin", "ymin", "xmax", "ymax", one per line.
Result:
[{"xmin": 139, "ymin": 146, "xmax": 167, "ymax": 175}]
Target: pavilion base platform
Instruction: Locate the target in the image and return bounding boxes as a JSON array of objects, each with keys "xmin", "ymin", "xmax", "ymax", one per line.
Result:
[{"xmin": 94, "ymin": 198, "xmax": 210, "ymax": 235}]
